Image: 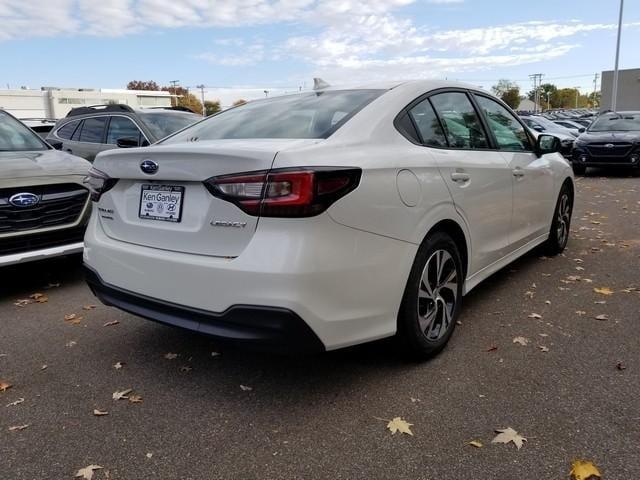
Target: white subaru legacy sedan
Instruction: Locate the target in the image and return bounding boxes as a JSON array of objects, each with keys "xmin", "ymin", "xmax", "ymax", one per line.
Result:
[{"xmin": 83, "ymin": 80, "xmax": 574, "ymax": 358}]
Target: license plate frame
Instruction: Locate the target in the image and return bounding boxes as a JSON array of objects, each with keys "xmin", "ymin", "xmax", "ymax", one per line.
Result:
[{"xmin": 138, "ymin": 184, "xmax": 185, "ymax": 223}]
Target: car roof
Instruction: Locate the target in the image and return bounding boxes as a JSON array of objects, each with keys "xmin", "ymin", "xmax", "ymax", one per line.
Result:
[{"xmin": 318, "ymin": 79, "xmax": 485, "ymax": 93}]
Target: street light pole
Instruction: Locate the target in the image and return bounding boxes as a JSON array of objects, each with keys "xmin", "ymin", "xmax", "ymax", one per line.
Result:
[
  {"xmin": 196, "ymin": 84, "xmax": 206, "ymax": 117},
  {"xmin": 611, "ymin": 0, "xmax": 624, "ymax": 111}
]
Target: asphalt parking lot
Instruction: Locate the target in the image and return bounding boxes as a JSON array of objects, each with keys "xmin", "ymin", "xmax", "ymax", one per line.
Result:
[{"xmin": 2, "ymin": 169, "xmax": 639, "ymax": 480}]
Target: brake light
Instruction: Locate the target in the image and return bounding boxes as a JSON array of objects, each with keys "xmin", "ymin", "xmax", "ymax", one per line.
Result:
[
  {"xmin": 204, "ymin": 167, "xmax": 361, "ymax": 217},
  {"xmin": 84, "ymin": 167, "xmax": 118, "ymax": 202}
]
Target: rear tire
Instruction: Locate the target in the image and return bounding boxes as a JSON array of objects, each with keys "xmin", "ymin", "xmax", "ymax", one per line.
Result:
[
  {"xmin": 545, "ymin": 183, "xmax": 573, "ymax": 256},
  {"xmin": 572, "ymin": 163, "xmax": 586, "ymax": 175},
  {"xmin": 397, "ymin": 231, "xmax": 463, "ymax": 360}
]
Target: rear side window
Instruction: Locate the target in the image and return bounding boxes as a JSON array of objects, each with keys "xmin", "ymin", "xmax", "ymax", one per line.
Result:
[
  {"xmin": 430, "ymin": 92, "xmax": 489, "ymax": 149},
  {"xmin": 408, "ymin": 99, "xmax": 447, "ymax": 147},
  {"xmin": 474, "ymin": 95, "xmax": 532, "ymax": 151},
  {"xmin": 56, "ymin": 120, "xmax": 81, "ymax": 140},
  {"xmin": 106, "ymin": 117, "xmax": 143, "ymax": 145},
  {"xmin": 78, "ymin": 117, "xmax": 108, "ymax": 143}
]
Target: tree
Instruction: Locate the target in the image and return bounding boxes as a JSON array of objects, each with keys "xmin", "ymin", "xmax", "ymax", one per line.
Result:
[
  {"xmin": 491, "ymin": 79, "xmax": 520, "ymax": 109},
  {"xmin": 232, "ymin": 99, "xmax": 247, "ymax": 107},
  {"xmin": 126, "ymin": 80, "xmax": 160, "ymax": 91},
  {"xmin": 204, "ymin": 100, "xmax": 221, "ymax": 116},
  {"xmin": 161, "ymin": 86, "xmax": 203, "ymax": 114}
]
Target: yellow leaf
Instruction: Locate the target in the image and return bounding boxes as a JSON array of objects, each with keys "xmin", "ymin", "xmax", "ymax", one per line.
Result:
[
  {"xmin": 35, "ymin": 296, "xmax": 49, "ymax": 303},
  {"xmin": 593, "ymin": 287, "xmax": 614, "ymax": 295},
  {"xmin": 492, "ymin": 427, "xmax": 526, "ymax": 450},
  {"xmin": 469, "ymin": 440, "xmax": 483, "ymax": 448},
  {"xmin": 570, "ymin": 459, "xmax": 601, "ymax": 480},
  {"xmin": 0, "ymin": 381, "xmax": 12, "ymax": 392},
  {"xmin": 75, "ymin": 465, "xmax": 103, "ymax": 480},
  {"xmin": 387, "ymin": 417, "xmax": 414, "ymax": 436},
  {"xmin": 128, "ymin": 395, "xmax": 143, "ymax": 404}
]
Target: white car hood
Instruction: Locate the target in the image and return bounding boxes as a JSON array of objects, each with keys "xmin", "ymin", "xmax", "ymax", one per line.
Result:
[{"xmin": 0, "ymin": 150, "xmax": 91, "ymax": 179}]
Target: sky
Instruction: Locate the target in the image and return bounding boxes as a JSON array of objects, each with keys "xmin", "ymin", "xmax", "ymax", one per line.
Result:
[{"xmin": 1, "ymin": 0, "xmax": 639, "ymax": 104}]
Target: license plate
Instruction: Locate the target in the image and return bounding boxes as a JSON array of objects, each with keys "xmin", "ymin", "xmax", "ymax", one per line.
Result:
[{"xmin": 139, "ymin": 184, "xmax": 184, "ymax": 222}]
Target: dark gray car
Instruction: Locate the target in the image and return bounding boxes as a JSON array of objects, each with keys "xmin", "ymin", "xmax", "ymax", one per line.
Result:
[{"xmin": 45, "ymin": 104, "xmax": 201, "ymax": 162}]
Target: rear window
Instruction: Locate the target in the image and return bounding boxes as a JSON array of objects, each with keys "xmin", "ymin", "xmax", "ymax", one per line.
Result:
[
  {"xmin": 138, "ymin": 112, "xmax": 201, "ymax": 140},
  {"xmin": 162, "ymin": 90, "xmax": 385, "ymax": 143}
]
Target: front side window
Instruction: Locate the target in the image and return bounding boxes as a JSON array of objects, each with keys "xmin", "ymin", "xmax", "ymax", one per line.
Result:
[
  {"xmin": 430, "ymin": 92, "xmax": 489, "ymax": 149},
  {"xmin": 0, "ymin": 111, "xmax": 48, "ymax": 152},
  {"xmin": 56, "ymin": 120, "xmax": 81, "ymax": 140},
  {"xmin": 474, "ymin": 95, "xmax": 532, "ymax": 151},
  {"xmin": 408, "ymin": 99, "xmax": 447, "ymax": 147},
  {"xmin": 78, "ymin": 117, "xmax": 108, "ymax": 143},
  {"xmin": 106, "ymin": 117, "xmax": 143, "ymax": 145},
  {"xmin": 161, "ymin": 89, "xmax": 385, "ymax": 143}
]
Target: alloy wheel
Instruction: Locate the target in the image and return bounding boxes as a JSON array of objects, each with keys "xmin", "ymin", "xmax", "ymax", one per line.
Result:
[
  {"xmin": 556, "ymin": 193, "xmax": 571, "ymax": 247},
  {"xmin": 417, "ymin": 249, "xmax": 458, "ymax": 341}
]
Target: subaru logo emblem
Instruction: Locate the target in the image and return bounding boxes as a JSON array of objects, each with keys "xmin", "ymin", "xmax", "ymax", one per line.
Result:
[
  {"xmin": 140, "ymin": 160, "xmax": 159, "ymax": 174},
  {"xmin": 9, "ymin": 192, "xmax": 39, "ymax": 207},
  {"xmin": 604, "ymin": 143, "xmax": 615, "ymax": 148}
]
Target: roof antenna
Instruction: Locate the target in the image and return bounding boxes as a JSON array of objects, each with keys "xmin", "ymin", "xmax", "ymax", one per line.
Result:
[{"xmin": 313, "ymin": 78, "xmax": 331, "ymax": 90}]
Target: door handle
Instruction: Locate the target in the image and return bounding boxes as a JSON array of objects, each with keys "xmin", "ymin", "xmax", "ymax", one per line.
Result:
[
  {"xmin": 450, "ymin": 172, "xmax": 470, "ymax": 182},
  {"xmin": 512, "ymin": 168, "xmax": 525, "ymax": 177}
]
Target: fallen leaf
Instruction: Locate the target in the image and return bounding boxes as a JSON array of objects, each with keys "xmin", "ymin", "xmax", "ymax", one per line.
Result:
[
  {"xmin": 594, "ymin": 301, "xmax": 606, "ymax": 305},
  {"xmin": 14, "ymin": 299, "xmax": 31, "ymax": 307},
  {"xmin": 164, "ymin": 353, "xmax": 178, "ymax": 360},
  {"xmin": 513, "ymin": 336, "xmax": 529, "ymax": 346},
  {"xmin": 29, "ymin": 293, "xmax": 44, "ymax": 299},
  {"xmin": 539, "ymin": 333, "xmax": 549, "ymax": 337},
  {"xmin": 593, "ymin": 287, "xmax": 614, "ymax": 296},
  {"xmin": 539, "ymin": 346, "xmax": 550, "ymax": 352},
  {"xmin": 528, "ymin": 313, "xmax": 542, "ymax": 319},
  {"xmin": 616, "ymin": 362, "xmax": 626, "ymax": 371},
  {"xmin": 146, "ymin": 453, "xmax": 153, "ymax": 459},
  {"xmin": 240, "ymin": 385, "xmax": 253, "ymax": 391},
  {"xmin": 545, "ymin": 300, "xmax": 551, "ymax": 305},
  {"xmin": 492, "ymin": 427, "xmax": 526, "ymax": 450},
  {"xmin": 103, "ymin": 320, "xmax": 119, "ymax": 327},
  {"xmin": 64, "ymin": 313, "xmax": 78, "ymax": 321},
  {"xmin": 64, "ymin": 314, "xmax": 83, "ymax": 325},
  {"xmin": 594, "ymin": 314, "xmax": 609, "ymax": 321},
  {"xmin": 113, "ymin": 362, "xmax": 124, "ymax": 370},
  {"xmin": 486, "ymin": 345, "xmax": 498, "ymax": 352},
  {"xmin": 75, "ymin": 465, "xmax": 103, "ymax": 480},
  {"xmin": 524, "ymin": 291, "xmax": 535, "ymax": 299},
  {"xmin": 128, "ymin": 395, "xmax": 143, "ymax": 404},
  {"xmin": 112, "ymin": 388, "xmax": 132, "ymax": 400},
  {"xmin": 6, "ymin": 397, "xmax": 24, "ymax": 407},
  {"xmin": 65, "ymin": 341, "xmax": 77, "ymax": 347},
  {"xmin": 575, "ymin": 311, "xmax": 586, "ymax": 316},
  {"xmin": 0, "ymin": 381, "xmax": 12, "ymax": 392},
  {"xmin": 468, "ymin": 440, "xmax": 483, "ymax": 448},
  {"xmin": 40, "ymin": 365, "xmax": 47, "ymax": 371},
  {"xmin": 9, "ymin": 424, "xmax": 29, "ymax": 431},
  {"xmin": 35, "ymin": 296, "xmax": 49, "ymax": 303},
  {"xmin": 387, "ymin": 417, "xmax": 414, "ymax": 436},
  {"xmin": 410, "ymin": 397, "xmax": 421, "ymax": 403},
  {"xmin": 83, "ymin": 305, "xmax": 97, "ymax": 310},
  {"xmin": 93, "ymin": 409, "xmax": 109, "ymax": 416},
  {"xmin": 570, "ymin": 459, "xmax": 601, "ymax": 480}
]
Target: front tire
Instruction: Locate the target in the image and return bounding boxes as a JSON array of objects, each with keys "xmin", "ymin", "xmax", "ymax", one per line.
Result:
[
  {"xmin": 545, "ymin": 184, "xmax": 573, "ymax": 255},
  {"xmin": 397, "ymin": 232, "xmax": 463, "ymax": 360}
]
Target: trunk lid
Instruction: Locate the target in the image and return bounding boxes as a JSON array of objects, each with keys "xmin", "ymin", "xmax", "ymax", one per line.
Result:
[{"xmin": 93, "ymin": 139, "xmax": 321, "ymax": 257}]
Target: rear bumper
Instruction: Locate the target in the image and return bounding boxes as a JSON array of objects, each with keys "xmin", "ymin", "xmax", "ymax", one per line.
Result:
[{"xmin": 84, "ymin": 265, "xmax": 325, "ymax": 353}]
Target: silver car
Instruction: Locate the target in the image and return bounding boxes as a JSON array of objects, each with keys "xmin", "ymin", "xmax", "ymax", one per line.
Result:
[{"xmin": 0, "ymin": 110, "xmax": 91, "ymax": 266}]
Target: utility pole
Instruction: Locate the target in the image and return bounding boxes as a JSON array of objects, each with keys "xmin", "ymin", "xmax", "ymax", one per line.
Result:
[
  {"xmin": 169, "ymin": 80, "xmax": 180, "ymax": 107},
  {"xmin": 196, "ymin": 84, "xmax": 206, "ymax": 117},
  {"xmin": 529, "ymin": 73, "xmax": 543, "ymax": 113},
  {"xmin": 592, "ymin": 73, "xmax": 599, "ymax": 109},
  {"xmin": 612, "ymin": 0, "xmax": 624, "ymax": 111}
]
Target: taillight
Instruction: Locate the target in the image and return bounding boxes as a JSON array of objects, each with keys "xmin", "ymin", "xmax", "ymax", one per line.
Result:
[
  {"xmin": 83, "ymin": 167, "xmax": 118, "ymax": 202},
  {"xmin": 204, "ymin": 167, "xmax": 361, "ymax": 217}
]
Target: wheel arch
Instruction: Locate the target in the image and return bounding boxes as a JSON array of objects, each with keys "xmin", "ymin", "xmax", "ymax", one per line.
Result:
[{"xmin": 423, "ymin": 219, "xmax": 469, "ymax": 280}]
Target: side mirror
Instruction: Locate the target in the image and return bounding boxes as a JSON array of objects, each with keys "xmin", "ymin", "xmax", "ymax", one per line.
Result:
[
  {"xmin": 532, "ymin": 125, "xmax": 544, "ymax": 132},
  {"xmin": 48, "ymin": 140, "xmax": 63, "ymax": 150},
  {"xmin": 535, "ymin": 134, "xmax": 561, "ymax": 156},
  {"xmin": 578, "ymin": 127, "xmax": 586, "ymax": 133},
  {"xmin": 116, "ymin": 137, "xmax": 139, "ymax": 148}
]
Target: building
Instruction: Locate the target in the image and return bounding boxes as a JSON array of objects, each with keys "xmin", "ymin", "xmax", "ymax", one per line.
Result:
[
  {"xmin": 0, "ymin": 87, "xmax": 173, "ymax": 119},
  {"xmin": 600, "ymin": 68, "xmax": 640, "ymax": 111},
  {"xmin": 517, "ymin": 98, "xmax": 541, "ymax": 113}
]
